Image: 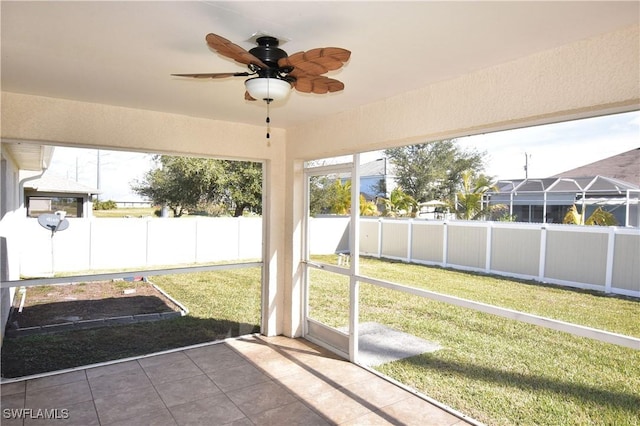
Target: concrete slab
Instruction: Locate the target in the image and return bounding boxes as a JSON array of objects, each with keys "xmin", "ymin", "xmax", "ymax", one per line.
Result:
[{"xmin": 355, "ymin": 322, "xmax": 441, "ymax": 367}]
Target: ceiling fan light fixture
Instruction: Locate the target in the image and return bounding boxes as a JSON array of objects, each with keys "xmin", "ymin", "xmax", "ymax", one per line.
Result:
[{"xmin": 245, "ymin": 77, "xmax": 291, "ymax": 102}]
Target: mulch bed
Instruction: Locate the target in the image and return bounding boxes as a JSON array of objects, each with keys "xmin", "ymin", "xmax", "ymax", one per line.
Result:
[{"xmin": 6, "ymin": 280, "xmax": 181, "ymax": 332}]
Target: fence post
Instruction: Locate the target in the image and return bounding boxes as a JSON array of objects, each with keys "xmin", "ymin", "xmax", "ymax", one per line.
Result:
[
  {"xmin": 605, "ymin": 227, "xmax": 615, "ymax": 293},
  {"xmin": 377, "ymin": 219, "xmax": 382, "ymax": 259},
  {"xmin": 485, "ymin": 222, "xmax": 492, "ymax": 272},
  {"xmin": 442, "ymin": 222, "xmax": 448, "ymax": 267},
  {"xmin": 538, "ymin": 225, "xmax": 547, "ymax": 282},
  {"xmin": 407, "ymin": 219, "xmax": 413, "ymax": 262}
]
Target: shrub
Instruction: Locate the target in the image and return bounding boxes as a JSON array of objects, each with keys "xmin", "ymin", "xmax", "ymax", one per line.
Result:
[{"xmin": 93, "ymin": 200, "xmax": 117, "ymax": 210}]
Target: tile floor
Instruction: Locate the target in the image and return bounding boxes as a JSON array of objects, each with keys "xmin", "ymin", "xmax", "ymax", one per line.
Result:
[{"xmin": 1, "ymin": 336, "xmax": 471, "ymax": 425}]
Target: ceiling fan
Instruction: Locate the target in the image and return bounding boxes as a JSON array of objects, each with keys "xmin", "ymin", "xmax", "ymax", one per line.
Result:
[{"xmin": 172, "ymin": 33, "xmax": 351, "ymax": 104}]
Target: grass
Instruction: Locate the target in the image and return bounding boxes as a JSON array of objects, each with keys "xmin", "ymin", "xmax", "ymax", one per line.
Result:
[
  {"xmin": 1, "ymin": 267, "xmax": 261, "ymax": 378},
  {"xmin": 93, "ymin": 207, "xmax": 157, "ymax": 218},
  {"xmin": 2, "ymin": 256, "xmax": 638, "ymax": 425},
  {"xmin": 308, "ymin": 255, "xmax": 640, "ymax": 426}
]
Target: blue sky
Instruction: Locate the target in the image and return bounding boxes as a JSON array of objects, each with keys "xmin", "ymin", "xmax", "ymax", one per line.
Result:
[
  {"xmin": 457, "ymin": 110, "xmax": 639, "ymax": 181},
  {"xmin": 46, "ymin": 111, "xmax": 639, "ymax": 201}
]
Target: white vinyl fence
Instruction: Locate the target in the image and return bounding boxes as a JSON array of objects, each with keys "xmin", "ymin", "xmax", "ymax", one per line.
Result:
[
  {"xmin": 359, "ymin": 218, "xmax": 640, "ymax": 298},
  {"xmin": 19, "ymin": 217, "xmax": 263, "ymax": 276},
  {"xmin": 15, "ymin": 216, "xmax": 640, "ymax": 298}
]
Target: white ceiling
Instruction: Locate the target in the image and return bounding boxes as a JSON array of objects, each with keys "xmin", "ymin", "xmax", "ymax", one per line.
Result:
[{"xmin": 2, "ymin": 1, "xmax": 638, "ymax": 130}]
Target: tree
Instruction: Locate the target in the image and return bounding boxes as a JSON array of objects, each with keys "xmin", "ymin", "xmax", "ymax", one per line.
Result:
[
  {"xmin": 131, "ymin": 155, "xmax": 262, "ymax": 217},
  {"xmin": 309, "ymin": 175, "xmax": 332, "ymax": 216},
  {"xmin": 454, "ymin": 170, "xmax": 497, "ymax": 220},
  {"xmin": 308, "ymin": 178, "xmax": 379, "ymax": 216},
  {"xmin": 378, "ymin": 187, "xmax": 417, "ymax": 217},
  {"xmin": 360, "ymin": 194, "xmax": 379, "ymax": 216},
  {"xmin": 218, "ymin": 161, "xmax": 263, "ymax": 217},
  {"xmin": 384, "ymin": 140, "xmax": 486, "ymax": 202},
  {"xmin": 328, "ymin": 179, "xmax": 351, "ymax": 215}
]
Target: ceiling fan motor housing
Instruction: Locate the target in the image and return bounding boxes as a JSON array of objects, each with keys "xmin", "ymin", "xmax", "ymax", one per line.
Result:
[{"xmin": 249, "ymin": 36, "xmax": 289, "ymax": 77}]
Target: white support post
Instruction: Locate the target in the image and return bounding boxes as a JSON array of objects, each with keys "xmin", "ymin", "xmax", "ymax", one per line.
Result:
[{"xmin": 349, "ymin": 154, "xmax": 361, "ymax": 364}]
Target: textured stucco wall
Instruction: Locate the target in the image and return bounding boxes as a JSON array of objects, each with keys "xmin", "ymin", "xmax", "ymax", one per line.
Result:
[
  {"xmin": 0, "ymin": 93, "xmax": 285, "ymax": 161},
  {"xmin": 287, "ymin": 25, "xmax": 639, "ymax": 159}
]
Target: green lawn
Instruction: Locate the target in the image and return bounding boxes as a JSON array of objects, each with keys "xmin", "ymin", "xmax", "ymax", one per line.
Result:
[
  {"xmin": 308, "ymin": 256, "xmax": 640, "ymax": 426},
  {"xmin": 2, "ymin": 257, "xmax": 638, "ymax": 425},
  {"xmin": 0, "ymin": 268, "xmax": 261, "ymax": 378},
  {"xmin": 93, "ymin": 207, "xmax": 158, "ymax": 218}
]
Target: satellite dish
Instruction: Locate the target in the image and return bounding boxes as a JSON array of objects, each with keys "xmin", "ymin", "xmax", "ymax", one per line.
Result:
[{"xmin": 37, "ymin": 213, "xmax": 70, "ymax": 233}]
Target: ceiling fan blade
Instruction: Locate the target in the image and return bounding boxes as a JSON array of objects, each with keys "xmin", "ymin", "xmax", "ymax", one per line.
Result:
[
  {"xmin": 206, "ymin": 33, "xmax": 268, "ymax": 69},
  {"xmin": 171, "ymin": 72, "xmax": 250, "ymax": 79},
  {"xmin": 293, "ymin": 75, "xmax": 345, "ymax": 94},
  {"xmin": 279, "ymin": 47, "xmax": 351, "ymax": 76},
  {"xmin": 245, "ymin": 91, "xmax": 257, "ymax": 101}
]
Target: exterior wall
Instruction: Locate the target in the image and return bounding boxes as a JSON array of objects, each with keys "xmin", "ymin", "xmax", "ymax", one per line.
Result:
[{"xmin": 0, "ymin": 149, "xmax": 21, "ymax": 344}]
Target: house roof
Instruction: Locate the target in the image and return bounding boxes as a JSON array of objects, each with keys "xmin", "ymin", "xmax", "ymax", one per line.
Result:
[
  {"xmin": 551, "ymin": 148, "xmax": 640, "ymax": 186},
  {"xmin": 493, "ymin": 176, "xmax": 639, "ymax": 194},
  {"xmin": 24, "ymin": 174, "xmax": 101, "ymax": 195},
  {"xmin": 489, "ymin": 176, "xmax": 639, "ymax": 206},
  {"xmin": 358, "ymin": 159, "xmax": 395, "ymax": 178},
  {"xmin": 2, "ymin": 143, "xmax": 54, "ymax": 171}
]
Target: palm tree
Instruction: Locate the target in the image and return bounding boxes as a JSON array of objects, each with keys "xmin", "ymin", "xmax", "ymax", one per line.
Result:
[
  {"xmin": 379, "ymin": 187, "xmax": 417, "ymax": 217},
  {"xmin": 563, "ymin": 205, "xmax": 618, "ymax": 226},
  {"xmin": 329, "ymin": 179, "xmax": 351, "ymax": 215},
  {"xmin": 359, "ymin": 194, "xmax": 379, "ymax": 216},
  {"xmin": 455, "ymin": 170, "xmax": 497, "ymax": 220}
]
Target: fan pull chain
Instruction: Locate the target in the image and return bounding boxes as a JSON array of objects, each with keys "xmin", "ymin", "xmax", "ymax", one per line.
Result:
[
  {"xmin": 266, "ymin": 100, "xmax": 271, "ymax": 146},
  {"xmin": 265, "ymin": 78, "xmax": 271, "ymax": 145}
]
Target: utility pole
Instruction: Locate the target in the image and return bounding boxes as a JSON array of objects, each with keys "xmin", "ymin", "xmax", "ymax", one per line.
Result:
[
  {"xmin": 524, "ymin": 152, "xmax": 531, "ymax": 179},
  {"xmin": 96, "ymin": 150, "xmax": 101, "ymax": 201}
]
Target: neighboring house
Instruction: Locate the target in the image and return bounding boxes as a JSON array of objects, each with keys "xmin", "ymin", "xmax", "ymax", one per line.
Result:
[
  {"xmin": 487, "ymin": 149, "xmax": 640, "ymax": 227},
  {"xmin": 488, "ymin": 176, "xmax": 639, "ymax": 226},
  {"xmin": 337, "ymin": 158, "xmax": 397, "ymax": 201},
  {"xmin": 358, "ymin": 158, "xmax": 397, "ymax": 200},
  {"xmin": 23, "ymin": 174, "xmax": 101, "ymax": 218},
  {"xmin": 552, "ymin": 147, "xmax": 640, "ymax": 187}
]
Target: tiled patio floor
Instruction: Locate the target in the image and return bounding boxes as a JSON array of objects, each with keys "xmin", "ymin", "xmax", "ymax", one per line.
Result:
[{"xmin": 1, "ymin": 336, "xmax": 472, "ymax": 425}]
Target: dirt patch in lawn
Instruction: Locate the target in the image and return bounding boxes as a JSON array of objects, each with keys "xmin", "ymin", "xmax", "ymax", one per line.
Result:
[{"xmin": 6, "ymin": 280, "xmax": 181, "ymax": 331}]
